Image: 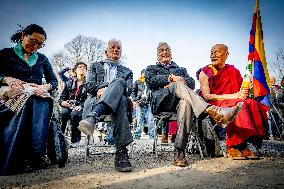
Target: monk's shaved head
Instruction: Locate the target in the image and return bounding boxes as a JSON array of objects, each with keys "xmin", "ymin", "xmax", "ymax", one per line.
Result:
[
  {"xmin": 210, "ymin": 44, "xmax": 229, "ymax": 68},
  {"xmin": 211, "ymin": 44, "xmax": 228, "ymax": 52}
]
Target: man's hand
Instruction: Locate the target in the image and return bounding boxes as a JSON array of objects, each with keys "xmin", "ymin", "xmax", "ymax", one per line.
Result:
[
  {"xmin": 165, "ymin": 74, "xmax": 186, "ymax": 88},
  {"xmin": 164, "ymin": 82, "xmax": 173, "ymax": 89},
  {"xmin": 97, "ymin": 87, "xmax": 106, "ymax": 97},
  {"xmin": 61, "ymin": 101, "xmax": 71, "ymax": 108},
  {"xmin": 170, "ymin": 75, "xmax": 186, "ymax": 83},
  {"xmin": 73, "ymin": 106, "xmax": 82, "ymax": 111},
  {"xmin": 237, "ymin": 88, "xmax": 249, "ymax": 99}
]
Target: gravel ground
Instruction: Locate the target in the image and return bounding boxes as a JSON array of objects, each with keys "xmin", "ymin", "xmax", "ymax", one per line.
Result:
[{"xmin": 0, "ymin": 134, "xmax": 283, "ymax": 189}]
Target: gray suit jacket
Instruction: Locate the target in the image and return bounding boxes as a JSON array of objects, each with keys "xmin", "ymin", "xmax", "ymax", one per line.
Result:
[
  {"xmin": 82, "ymin": 60, "xmax": 133, "ymax": 118},
  {"xmin": 145, "ymin": 61, "xmax": 195, "ymax": 114},
  {"xmin": 84, "ymin": 60, "xmax": 133, "ymax": 96}
]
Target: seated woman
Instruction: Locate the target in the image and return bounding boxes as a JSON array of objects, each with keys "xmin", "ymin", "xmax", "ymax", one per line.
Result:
[{"xmin": 0, "ymin": 24, "xmax": 58, "ymax": 175}]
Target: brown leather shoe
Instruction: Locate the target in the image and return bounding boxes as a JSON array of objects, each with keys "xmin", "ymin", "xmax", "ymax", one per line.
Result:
[
  {"xmin": 173, "ymin": 148, "xmax": 188, "ymax": 167},
  {"xmin": 227, "ymin": 148, "xmax": 246, "ymax": 160},
  {"xmin": 161, "ymin": 132, "xmax": 168, "ymax": 143},
  {"xmin": 241, "ymin": 148, "xmax": 260, "ymax": 160},
  {"xmin": 206, "ymin": 102, "xmax": 244, "ymax": 128}
]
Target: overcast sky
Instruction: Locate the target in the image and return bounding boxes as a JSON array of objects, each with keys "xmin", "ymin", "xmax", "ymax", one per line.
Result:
[{"xmin": 0, "ymin": 0, "xmax": 283, "ymax": 86}]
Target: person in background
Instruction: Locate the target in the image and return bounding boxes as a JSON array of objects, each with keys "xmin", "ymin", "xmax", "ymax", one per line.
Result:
[
  {"xmin": 0, "ymin": 24, "xmax": 58, "ymax": 175},
  {"xmin": 269, "ymin": 76, "xmax": 283, "ymax": 140},
  {"xmin": 59, "ymin": 62, "xmax": 87, "ymax": 146},
  {"xmin": 132, "ymin": 69, "xmax": 154, "ymax": 139},
  {"xmin": 58, "ymin": 66, "xmax": 76, "ymax": 84}
]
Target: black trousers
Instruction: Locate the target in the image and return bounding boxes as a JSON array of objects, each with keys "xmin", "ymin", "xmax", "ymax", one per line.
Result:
[{"xmin": 61, "ymin": 108, "xmax": 82, "ymax": 143}]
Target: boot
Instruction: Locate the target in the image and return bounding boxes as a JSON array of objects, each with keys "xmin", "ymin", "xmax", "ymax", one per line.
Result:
[
  {"xmin": 21, "ymin": 159, "xmax": 33, "ymax": 173},
  {"xmin": 32, "ymin": 155, "xmax": 50, "ymax": 170},
  {"xmin": 115, "ymin": 146, "xmax": 133, "ymax": 172},
  {"xmin": 78, "ymin": 117, "xmax": 97, "ymax": 136},
  {"xmin": 205, "ymin": 102, "xmax": 244, "ymax": 128},
  {"xmin": 173, "ymin": 147, "xmax": 188, "ymax": 167}
]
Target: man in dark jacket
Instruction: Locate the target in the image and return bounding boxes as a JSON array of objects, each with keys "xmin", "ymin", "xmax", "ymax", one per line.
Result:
[
  {"xmin": 59, "ymin": 62, "xmax": 87, "ymax": 145},
  {"xmin": 145, "ymin": 42, "xmax": 244, "ymax": 167},
  {"xmin": 78, "ymin": 39, "xmax": 133, "ymax": 172}
]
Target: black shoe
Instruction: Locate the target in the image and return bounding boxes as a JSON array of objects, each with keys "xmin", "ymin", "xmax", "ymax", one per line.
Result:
[
  {"xmin": 22, "ymin": 159, "xmax": 33, "ymax": 173},
  {"xmin": 115, "ymin": 146, "xmax": 132, "ymax": 172},
  {"xmin": 32, "ymin": 155, "xmax": 50, "ymax": 170}
]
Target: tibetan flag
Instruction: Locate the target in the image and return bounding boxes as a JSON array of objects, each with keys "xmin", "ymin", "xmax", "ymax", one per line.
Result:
[{"xmin": 248, "ymin": 0, "xmax": 270, "ymax": 106}]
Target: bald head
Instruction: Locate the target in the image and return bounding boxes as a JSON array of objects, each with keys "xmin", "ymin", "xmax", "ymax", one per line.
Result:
[
  {"xmin": 210, "ymin": 44, "xmax": 229, "ymax": 68},
  {"xmin": 211, "ymin": 44, "xmax": 228, "ymax": 52}
]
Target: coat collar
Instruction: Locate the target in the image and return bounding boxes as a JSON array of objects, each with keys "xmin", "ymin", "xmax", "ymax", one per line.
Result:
[
  {"xmin": 102, "ymin": 59, "xmax": 121, "ymax": 66},
  {"xmin": 156, "ymin": 61, "xmax": 178, "ymax": 69}
]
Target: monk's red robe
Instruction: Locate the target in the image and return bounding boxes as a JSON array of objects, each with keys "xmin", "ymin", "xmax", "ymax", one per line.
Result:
[{"xmin": 200, "ymin": 64, "xmax": 267, "ymax": 147}]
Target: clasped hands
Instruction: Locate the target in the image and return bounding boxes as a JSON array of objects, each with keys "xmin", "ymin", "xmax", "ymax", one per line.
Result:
[{"xmin": 164, "ymin": 74, "xmax": 186, "ymax": 88}]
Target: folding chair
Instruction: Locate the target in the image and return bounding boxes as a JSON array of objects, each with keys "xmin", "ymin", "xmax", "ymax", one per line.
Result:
[
  {"xmin": 84, "ymin": 115, "xmax": 115, "ymax": 163},
  {"xmin": 152, "ymin": 112, "xmax": 204, "ymax": 159},
  {"xmin": 84, "ymin": 115, "xmax": 135, "ymax": 163},
  {"xmin": 193, "ymin": 116, "xmax": 226, "ymax": 157}
]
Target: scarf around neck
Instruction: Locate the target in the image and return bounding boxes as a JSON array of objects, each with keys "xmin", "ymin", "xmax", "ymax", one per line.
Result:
[
  {"xmin": 14, "ymin": 43, "xmax": 38, "ymax": 67},
  {"xmin": 103, "ymin": 59, "xmax": 119, "ymax": 82}
]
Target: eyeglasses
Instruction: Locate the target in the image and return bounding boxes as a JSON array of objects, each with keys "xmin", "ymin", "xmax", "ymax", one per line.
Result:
[
  {"xmin": 27, "ymin": 36, "xmax": 45, "ymax": 48},
  {"xmin": 77, "ymin": 65, "xmax": 87, "ymax": 69},
  {"xmin": 158, "ymin": 48, "xmax": 171, "ymax": 53}
]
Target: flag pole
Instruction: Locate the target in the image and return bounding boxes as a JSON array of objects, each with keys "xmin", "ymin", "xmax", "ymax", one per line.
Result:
[{"xmin": 242, "ymin": 0, "xmax": 260, "ymax": 98}]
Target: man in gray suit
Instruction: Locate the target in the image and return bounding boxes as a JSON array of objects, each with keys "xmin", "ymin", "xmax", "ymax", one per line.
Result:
[
  {"xmin": 145, "ymin": 42, "xmax": 244, "ymax": 167},
  {"xmin": 78, "ymin": 39, "xmax": 133, "ymax": 172}
]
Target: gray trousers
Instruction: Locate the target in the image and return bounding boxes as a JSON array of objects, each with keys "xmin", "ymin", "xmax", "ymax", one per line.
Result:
[
  {"xmin": 159, "ymin": 82, "xmax": 209, "ymax": 149},
  {"xmin": 98, "ymin": 78, "xmax": 133, "ymax": 148}
]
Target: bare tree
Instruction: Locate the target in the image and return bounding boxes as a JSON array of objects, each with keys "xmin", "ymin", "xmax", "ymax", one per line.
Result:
[
  {"xmin": 50, "ymin": 35, "xmax": 107, "ymax": 90},
  {"xmin": 50, "ymin": 50, "xmax": 72, "ymax": 73},
  {"xmin": 63, "ymin": 35, "xmax": 105, "ymax": 65},
  {"xmin": 85, "ymin": 37, "xmax": 105, "ymax": 64},
  {"xmin": 269, "ymin": 48, "xmax": 284, "ymax": 82},
  {"xmin": 64, "ymin": 35, "xmax": 86, "ymax": 63}
]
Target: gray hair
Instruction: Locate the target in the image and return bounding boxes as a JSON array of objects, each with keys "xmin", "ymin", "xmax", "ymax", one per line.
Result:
[
  {"xmin": 107, "ymin": 39, "xmax": 122, "ymax": 49},
  {"xmin": 157, "ymin": 42, "xmax": 171, "ymax": 52}
]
